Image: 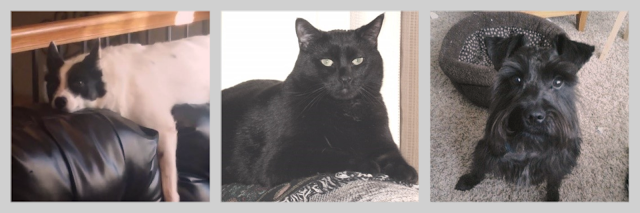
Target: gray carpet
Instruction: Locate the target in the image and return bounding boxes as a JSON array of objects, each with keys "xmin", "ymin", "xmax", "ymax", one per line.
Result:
[{"xmin": 430, "ymin": 11, "xmax": 629, "ymax": 202}]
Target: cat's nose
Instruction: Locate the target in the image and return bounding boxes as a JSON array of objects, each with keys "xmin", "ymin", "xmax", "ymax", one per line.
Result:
[{"xmin": 341, "ymin": 76, "xmax": 353, "ymax": 84}]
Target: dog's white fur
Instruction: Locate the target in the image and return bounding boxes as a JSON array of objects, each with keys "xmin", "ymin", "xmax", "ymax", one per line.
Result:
[{"xmin": 49, "ymin": 35, "xmax": 210, "ymax": 201}]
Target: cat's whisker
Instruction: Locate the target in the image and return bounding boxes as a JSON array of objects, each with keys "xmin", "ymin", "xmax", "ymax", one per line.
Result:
[
  {"xmin": 361, "ymin": 86, "xmax": 383, "ymax": 106},
  {"xmin": 311, "ymin": 91, "xmax": 327, "ymax": 109},
  {"xmin": 358, "ymin": 89, "xmax": 374, "ymax": 105},
  {"xmin": 291, "ymin": 87, "xmax": 324, "ymax": 105},
  {"xmin": 288, "ymin": 85, "xmax": 325, "ymax": 97},
  {"xmin": 298, "ymin": 88, "xmax": 326, "ymax": 117}
]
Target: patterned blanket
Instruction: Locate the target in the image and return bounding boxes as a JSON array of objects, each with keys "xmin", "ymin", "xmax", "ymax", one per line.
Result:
[{"xmin": 222, "ymin": 171, "xmax": 419, "ymax": 202}]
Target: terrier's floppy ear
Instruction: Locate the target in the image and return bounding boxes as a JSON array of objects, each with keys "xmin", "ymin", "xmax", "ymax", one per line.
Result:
[
  {"xmin": 552, "ymin": 34, "xmax": 595, "ymax": 70},
  {"xmin": 47, "ymin": 41, "xmax": 64, "ymax": 72},
  {"xmin": 355, "ymin": 13, "xmax": 385, "ymax": 47},
  {"xmin": 484, "ymin": 34, "xmax": 526, "ymax": 71},
  {"xmin": 295, "ymin": 18, "xmax": 322, "ymax": 50}
]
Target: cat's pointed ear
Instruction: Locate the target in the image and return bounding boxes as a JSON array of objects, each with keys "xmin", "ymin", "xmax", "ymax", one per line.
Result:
[
  {"xmin": 484, "ymin": 34, "xmax": 526, "ymax": 71},
  {"xmin": 47, "ymin": 41, "xmax": 64, "ymax": 72},
  {"xmin": 355, "ymin": 13, "xmax": 384, "ymax": 47},
  {"xmin": 295, "ymin": 18, "xmax": 322, "ymax": 50},
  {"xmin": 83, "ymin": 38, "xmax": 102, "ymax": 65},
  {"xmin": 552, "ymin": 34, "xmax": 595, "ymax": 70}
]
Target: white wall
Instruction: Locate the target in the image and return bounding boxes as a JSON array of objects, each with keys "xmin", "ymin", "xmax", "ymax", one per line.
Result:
[{"xmin": 221, "ymin": 11, "xmax": 401, "ymax": 146}]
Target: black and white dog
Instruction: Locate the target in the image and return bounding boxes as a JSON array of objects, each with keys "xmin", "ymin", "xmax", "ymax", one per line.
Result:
[{"xmin": 45, "ymin": 35, "xmax": 210, "ymax": 202}]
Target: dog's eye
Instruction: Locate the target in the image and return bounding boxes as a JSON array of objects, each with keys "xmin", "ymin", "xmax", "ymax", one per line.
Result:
[
  {"xmin": 73, "ymin": 81, "xmax": 85, "ymax": 88},
  {"xmin": 512, "ymin": 76, "xmax": 522, "ymax": 85},
  {"xmin": 552, "ymin": 77, "xmax": 564, "ymax": 88}
]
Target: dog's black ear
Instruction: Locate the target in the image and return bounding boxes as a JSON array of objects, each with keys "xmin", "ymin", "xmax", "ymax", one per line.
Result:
[
  {"xmin": 83, "ymin": 39, "xmax": 102, "ymax": 65},
  {"xmin": 295, "ymin": 18, "xmax": 323, "ymax": 50},
  {"xmin": 47, "ymin": 41, "xmax": 64, "ymax": 72},
  {"xmin": 552, "ymin": 34, "xmax": 595, "ymax": 70},
  {"xmin": 355, "ymin": 13, "xmax": 385, "ymax": 47},
  {"xmin": 485, "ymin": 34, "xmax": 526, "ymax": 71}
]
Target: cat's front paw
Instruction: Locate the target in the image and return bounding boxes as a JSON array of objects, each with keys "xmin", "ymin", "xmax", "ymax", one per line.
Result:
[
  {"xmin": 349, "ymin": 158, "xmax": 381, "ymax": 175},
  {"xmin": 382, "ymin": 161, "xmax": 418, "ymax": 184}
]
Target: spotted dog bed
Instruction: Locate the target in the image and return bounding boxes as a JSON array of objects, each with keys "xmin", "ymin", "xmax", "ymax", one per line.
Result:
[
  {"xmin": 221, "ymin": 171, "xmax": 419, "ymax": 202},
  {"xmin": 438, "ymin": 12, "xmax": 566, "ymax": 108}
]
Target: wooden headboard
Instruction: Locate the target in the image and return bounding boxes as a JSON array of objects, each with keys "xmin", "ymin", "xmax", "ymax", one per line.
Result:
[{"xmin": 12, "ymin": 11, "xmax": 210, "ymax": 53}]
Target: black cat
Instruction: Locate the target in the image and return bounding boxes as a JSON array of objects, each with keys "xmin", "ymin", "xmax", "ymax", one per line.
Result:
[{"xmin": 222, "ymin": 13, "xmax": 418, "ymax": 187}]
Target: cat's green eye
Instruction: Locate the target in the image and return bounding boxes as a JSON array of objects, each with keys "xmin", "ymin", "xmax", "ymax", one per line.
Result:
[
  {"xmin": 321, "ymin": 59, "xmax": 333, "ymax": 67},
  {"xmin": 352, "ymin": 57, "xmax": 364, "ymax": 65}
]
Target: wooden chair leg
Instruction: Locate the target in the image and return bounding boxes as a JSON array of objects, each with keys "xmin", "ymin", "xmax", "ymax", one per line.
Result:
[
  {"xmin": 600, "ymin": 11, "xmax": 629, "ymax": 60},
  {"xmin": 624, "ymin": 21, "xmax": 629, "ymax": 41},
  {"xmin": 576, "ymin": 11, "xmax": 589, "ymax": 31}
]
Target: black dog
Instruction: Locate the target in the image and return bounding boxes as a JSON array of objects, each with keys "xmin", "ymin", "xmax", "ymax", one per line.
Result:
[{"xmin": 454, "ymin": 34, "xmax": 595, "ymax": 201}]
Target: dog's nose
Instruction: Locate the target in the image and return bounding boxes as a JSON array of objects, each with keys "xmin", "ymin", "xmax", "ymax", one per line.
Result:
[
  {"xmin": 527, "ymin": 110, "xmax": 546, "ymax": 124},
  {"xmin": 54, "ymin": 97, "xmax": 67, "ymax": 110}
]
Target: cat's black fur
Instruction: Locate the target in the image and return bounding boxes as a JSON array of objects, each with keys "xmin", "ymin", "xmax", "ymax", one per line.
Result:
[
  {"xmin": 454, "ymin": 34, "xmax": 595, "ymax": 201},
  {"xmin": 222, "ymin": 14, "xmax": 418, "ymax": 187}
]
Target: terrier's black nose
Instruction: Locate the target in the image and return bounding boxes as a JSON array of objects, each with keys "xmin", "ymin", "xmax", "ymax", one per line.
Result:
[
  {"xmin": 54, "ymin": 97, "xmax": 67, "ymax": 110},
  {"xmin": 527, "ymin": 110, "xmax": 546, "ymax": 124}
]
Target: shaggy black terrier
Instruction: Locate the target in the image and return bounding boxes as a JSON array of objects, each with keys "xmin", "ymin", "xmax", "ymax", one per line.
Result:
[{"xmin": 454, "ymin": 33, "xmax": 595, "ymax": 201}]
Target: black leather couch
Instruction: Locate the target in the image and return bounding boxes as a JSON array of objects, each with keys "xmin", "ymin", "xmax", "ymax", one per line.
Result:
[{"xmin": 11, "ymin": 104, "xmax": 209, "ymax": 201}]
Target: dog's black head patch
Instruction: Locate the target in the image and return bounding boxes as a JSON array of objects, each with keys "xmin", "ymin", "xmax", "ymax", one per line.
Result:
[
  {"xmin": 46, "ymin": 42, "xmax": 107, "ymax": 104},
  {"xmin": 65, "ymin": 45, "xmax": 107, "ymax": 100}
]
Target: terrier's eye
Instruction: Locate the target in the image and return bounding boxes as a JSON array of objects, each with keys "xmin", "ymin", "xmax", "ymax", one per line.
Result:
[
  {"xmin": 352, "ymin": 57, "xmax": 364, "ymax": 65},
  {"xmin": 512, "ymin": 76, "xmax": 522, "ymax": 85},
  {"xmin": 552, "ymin": 76, "xmax": 564, "ymax": 88},
  {"xmin": 321, "ymin": 59, "xmax": 333, "ymax": 67}
]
